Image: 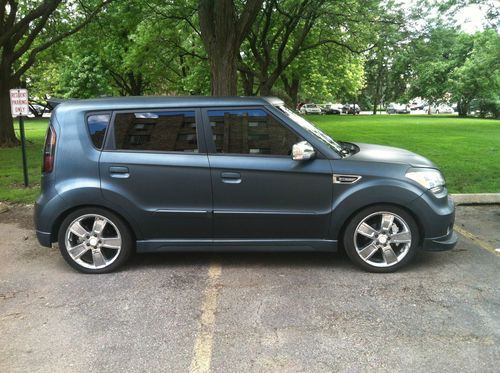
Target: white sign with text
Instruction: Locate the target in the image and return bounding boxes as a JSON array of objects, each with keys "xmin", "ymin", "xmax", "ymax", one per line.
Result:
[{"xmin": 9, "ymin": 88, "xmax": 29, "ymax": 117}]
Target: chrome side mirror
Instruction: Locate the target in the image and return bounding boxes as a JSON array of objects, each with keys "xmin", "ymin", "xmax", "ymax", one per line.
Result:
[{"xmin": 292, "ymin": 141, "xmax": 316, "ymax": 161}]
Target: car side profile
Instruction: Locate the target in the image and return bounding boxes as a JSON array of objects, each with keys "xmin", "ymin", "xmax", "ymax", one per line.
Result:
[{"xmin": 35, "ymin": 96, "xmax": 457, "ymax": 274}]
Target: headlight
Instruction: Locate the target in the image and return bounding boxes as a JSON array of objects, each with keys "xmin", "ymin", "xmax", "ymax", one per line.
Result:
[{"xmin": 405, "ymin": 168, "xmax": 445, "ymax": 193}]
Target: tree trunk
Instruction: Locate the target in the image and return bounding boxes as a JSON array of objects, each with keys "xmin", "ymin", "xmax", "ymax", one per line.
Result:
[
  {"xmin": 287, "ymin": 79, "xmax": 299, "ymax": 109},
  {"xmin": 209, "ymin": 49, "xmax": 238, "ymax": 96},
  {"xmin": 198, "ymin": 0, "xmax": 263, "ymax": 96},
  {"xmin": 457, "ymin": 99, "xmax": 468, "ymax": 117},
  {"xmin": 240, "ymin": 70, "xmax": 254, "ymax": 96},
  {"xmin": 128, "ymin": 72, "xmax": 145, "ymax": 96},
  {"xmin": 282, "ymin": 76, "xmax": 300, "ymax": 108},
  {"xmin": 0, "ymin": 75, "xmax": 19, "ymax": 147},
  {"xmin": 260, "ymin": 81, "xmax": 272, "ymax": 97}
]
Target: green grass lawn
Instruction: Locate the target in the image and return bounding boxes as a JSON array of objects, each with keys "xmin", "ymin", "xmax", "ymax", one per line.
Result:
[
  {"xmin": 0, "ymin": 118, "xmax": 47, "ymax": 203},
  {"xmin": 0, "ymin": 115, "xmax": 499, "ymax": 203},
  {"xmin": 308, "ymin": 114, "xmax": 500, "ymax": 194}
]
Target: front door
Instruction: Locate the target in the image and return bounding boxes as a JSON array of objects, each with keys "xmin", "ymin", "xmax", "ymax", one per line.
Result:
[
  {"xmin": 99, "ymin": 108, "xmax": 212, "ymax": 240},
  {"xmin": 203, "ymin": 107, "xmax": 333, "ymax": 240}
]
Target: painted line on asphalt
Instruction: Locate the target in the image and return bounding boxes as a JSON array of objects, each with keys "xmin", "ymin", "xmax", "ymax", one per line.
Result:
[
  {"xmin": 454, "ymin": 226, "xmax": 500, "ymax": 256},
  {"xmin": 189, "ymin": 262, "xmax": 222, "ymax": 373}
]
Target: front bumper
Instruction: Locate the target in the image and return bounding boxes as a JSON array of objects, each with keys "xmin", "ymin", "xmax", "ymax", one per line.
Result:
[
  {"xmin": 36, "ymin": 230, "xmax": 52, "ymax": 247},
  {"xmin": 409, "ymin": 190, "xmax": 457, "ymax": 251},
  {"xmin": 422, "ymin": 230, "xmax": 458, "ymax": 251}
]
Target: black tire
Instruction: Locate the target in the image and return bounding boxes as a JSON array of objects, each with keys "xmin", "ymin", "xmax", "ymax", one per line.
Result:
[
  {"xmin": 343, "ymin": 205, "xmax": 419, "ymax": 273},
  {"xmin": 58, "ymin": 207, "xmax": 134, "ymax": 274}
]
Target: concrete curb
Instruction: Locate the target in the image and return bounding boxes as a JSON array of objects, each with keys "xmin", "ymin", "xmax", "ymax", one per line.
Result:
[
  {"xmin": 451, "ymin": 193, "xmax": 500, "ymax": 205},
  {"xmin": 0, "ymin": 202, "xmax": 9, "ymax": 214}
]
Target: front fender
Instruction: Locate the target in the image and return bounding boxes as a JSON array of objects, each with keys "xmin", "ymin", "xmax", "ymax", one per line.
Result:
[{"xmin": 329, "ymin": 178, "xmax": 424, "ymax": 240}]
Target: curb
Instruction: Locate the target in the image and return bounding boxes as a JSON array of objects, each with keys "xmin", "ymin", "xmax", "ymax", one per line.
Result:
[
  {"xmin": 0, "ymin": 202, "xmax": 9, "ymax": 214},
  {"xmin": 451, "ymin": 193, "xmax": 500, "ymax": 205}
]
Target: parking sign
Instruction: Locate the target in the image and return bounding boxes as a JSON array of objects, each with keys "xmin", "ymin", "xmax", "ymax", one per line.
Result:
[{"xmin": 9, "ymin": 88, "xmax": 29, "ymax": 117}]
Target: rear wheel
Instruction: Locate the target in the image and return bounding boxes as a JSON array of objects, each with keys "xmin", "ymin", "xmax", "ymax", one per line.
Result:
[
  {"xmin": 343, "ymin": 205, "xmax": 419, "ymax": 272},
  {"xmin": 58, "ymin": 208, "xmax": 133, "ymax": 274}
]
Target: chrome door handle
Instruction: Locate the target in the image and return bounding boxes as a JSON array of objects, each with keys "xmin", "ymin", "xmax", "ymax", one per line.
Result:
[
  {"xmin": 221, "ymin": 172, "xmax": 241, "ymax": 184},
  {"xmin": 109, "ymin": 166, "xmax": 130, "ymax": 178}
]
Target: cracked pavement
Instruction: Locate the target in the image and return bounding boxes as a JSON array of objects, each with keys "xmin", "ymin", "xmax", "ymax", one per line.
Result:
[{"xmin": 0, "ymin": 204, "xmax": 498, "ymax": 372}]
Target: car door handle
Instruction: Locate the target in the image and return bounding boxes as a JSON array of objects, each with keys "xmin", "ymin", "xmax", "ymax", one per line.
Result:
[
  {"xmin": 221, "ymin": 172, "xmax": 241, "ymax": 184},
  {"xmin": 109, "ymin": 166, "xmax": 130, "ymax": 178}
]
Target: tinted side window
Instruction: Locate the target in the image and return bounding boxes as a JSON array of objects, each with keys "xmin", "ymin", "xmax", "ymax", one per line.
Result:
[
  {"xmin": 207, "ymin": 109, "xmax": 300, "ymax": 155},
  {"xmin": 113, "ymin": 111, "xmax": 198, "ymax": 152},
  {"xmin": 87, "ymin": 114, "xmax": 110, "ymax": 149}
]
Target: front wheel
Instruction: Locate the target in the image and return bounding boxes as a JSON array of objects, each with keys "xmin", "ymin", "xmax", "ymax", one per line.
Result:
[
  {"xmin": 58, "ymin": 208, "xmax": 133, "ymax": 274},
  {"xmin": 343, "ymin": 205, "xmax": 419, "ymax": 272}
]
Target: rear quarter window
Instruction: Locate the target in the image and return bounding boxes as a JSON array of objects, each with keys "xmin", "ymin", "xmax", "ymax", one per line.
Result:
[
  {"xmin": 87, "ymin": 114, "xmax": 111, "ymax": 149},
  {"xmin": 112, "ymin": 111, "xmax": 199, "ymax": 152}
]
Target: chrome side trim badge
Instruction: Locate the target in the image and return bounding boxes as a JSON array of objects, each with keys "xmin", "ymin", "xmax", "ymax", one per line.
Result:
[{"xmin": 333, "ymin": 174, "xmax": 362, "ymax": 184}]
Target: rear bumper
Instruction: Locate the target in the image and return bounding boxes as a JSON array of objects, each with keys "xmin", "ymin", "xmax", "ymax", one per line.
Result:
[
  {"xmin": 36, "ymin": 230, "xmax": 52, "ymax": 247},
  {"xmin": 422, "ymin": 230, "xmax": 458, "ymax": 251}
]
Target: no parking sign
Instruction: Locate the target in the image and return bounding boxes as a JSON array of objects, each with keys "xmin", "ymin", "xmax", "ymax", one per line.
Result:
[
  {"xmin": 9, "ymin": 88, "xmax": 29, "ymax": 187},
  {"xmin": 9, "ymin": 88, "xmax": 29, "ymax": 117}
]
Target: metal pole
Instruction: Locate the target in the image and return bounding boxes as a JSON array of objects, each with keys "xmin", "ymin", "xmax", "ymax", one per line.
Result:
[{"xmin": 19, "ymin": 115, "xmax": 29, "ymax": 187}]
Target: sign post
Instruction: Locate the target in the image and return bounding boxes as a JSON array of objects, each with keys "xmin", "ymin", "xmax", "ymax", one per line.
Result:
[{"xmin": 9, "ymin": 88, "xmax": 30, "ymax": 187}]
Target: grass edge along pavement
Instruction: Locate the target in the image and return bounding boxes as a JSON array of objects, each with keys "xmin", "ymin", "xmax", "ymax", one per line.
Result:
[{"xmin": 0, "ymin": 115, "xmax": 499, "ymax": 203}]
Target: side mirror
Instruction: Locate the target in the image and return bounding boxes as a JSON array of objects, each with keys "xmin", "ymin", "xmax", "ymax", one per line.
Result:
[{"xmin": 292, "ymin": 141, "xmax": 316, "ymax": 161}]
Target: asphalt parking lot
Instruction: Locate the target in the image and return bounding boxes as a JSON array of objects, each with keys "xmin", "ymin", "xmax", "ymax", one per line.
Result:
[{"xmin": 0, "ymin": 204, "xmax": 498, "ymax": 372}]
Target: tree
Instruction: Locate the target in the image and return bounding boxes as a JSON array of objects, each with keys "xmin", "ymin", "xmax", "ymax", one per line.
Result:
[
  {"xmin": 449, "ymin": 29, "xmax": 500, "ymax": 117},
  {"xmin": 198, "ymin": 0, "xmax": 263, "ymax": 95},
  {"xmin": 279, "ymin": 45, "xmax": 365, "ymax": 107},
  {"xmin": 238, "ymin": 0, "xmax": 387, "ymax": 101},
  {"xmin": 358, "ymin": 1, "xmax": 411, "ymax": 114},
  {"xmin": 405, "ymin": 28, "xmax": 467, "ymax": 112},
  {"xmin": 0, "ymin": 0, "xmax": 112, "ymax": 147}
]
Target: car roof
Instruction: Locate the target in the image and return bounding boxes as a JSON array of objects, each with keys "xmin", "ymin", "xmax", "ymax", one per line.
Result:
[{"xmin": 53, "ymin": 96, "xmax": 284, "ymax": 113}]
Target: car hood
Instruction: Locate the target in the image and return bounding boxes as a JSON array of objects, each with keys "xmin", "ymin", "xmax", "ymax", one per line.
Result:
[{"xmin": 348, "ymin": 143, "xmax": 437, "ymax": 168}]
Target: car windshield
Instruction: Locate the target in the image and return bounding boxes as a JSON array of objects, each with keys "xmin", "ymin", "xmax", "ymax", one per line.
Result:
[{"xmin": 276, "ymin": 105, "xmax": 343, "ymax": 154}]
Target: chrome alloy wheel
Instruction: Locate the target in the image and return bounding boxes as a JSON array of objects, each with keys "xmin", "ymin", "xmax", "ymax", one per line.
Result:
[
  {"xmin": 353, "ymin": 211, "xmax": 412, "ymax": 268},
  {"xmin": 65, "ymin": 214, "xmax": 122, "ymax": 270}
]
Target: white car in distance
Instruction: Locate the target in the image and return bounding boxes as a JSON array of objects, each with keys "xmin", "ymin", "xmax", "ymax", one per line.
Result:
[{"xmin": 299, "ymin": 104, "xmax": 322, "ymax": 115}]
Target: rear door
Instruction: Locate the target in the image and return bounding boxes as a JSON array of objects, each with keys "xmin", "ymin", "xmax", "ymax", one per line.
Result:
[
  {"xmin": 202, "ymin": 107, "xmax": 333, "ymax": 240},
  {"xmin": 99, "ymin": 108, "xmax": 212, "ymax": 240}
]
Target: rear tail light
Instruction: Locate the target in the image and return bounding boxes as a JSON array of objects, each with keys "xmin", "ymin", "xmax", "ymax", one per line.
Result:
[{"xmin": 42, "ymin": 126, "xmax": 56, "ymax": 173}]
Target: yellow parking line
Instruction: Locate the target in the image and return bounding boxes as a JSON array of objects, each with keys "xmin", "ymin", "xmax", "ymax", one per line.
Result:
[
  {"xmin": 454, "ymin": 226, "xmax": 500, "ymax": 256},
  {"xmin": 189, "ymin": 262, "xmax": 222, "ymax": 373}
]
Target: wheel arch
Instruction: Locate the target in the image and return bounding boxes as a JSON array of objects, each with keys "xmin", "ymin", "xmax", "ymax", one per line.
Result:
[
  {"xmin": 328, "ymin": 182, "xmax": 426, "ymax": 247},
  {"xmin": 51, "ymin": 204, "xmax": 138, "ymax": 245},
  {"xmin": 335, "ymin": 202, "xmax": 424, "ymax": 251}
]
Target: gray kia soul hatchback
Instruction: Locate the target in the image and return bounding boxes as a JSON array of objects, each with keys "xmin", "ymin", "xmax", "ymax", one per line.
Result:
[{"xmin": 35, "ymin": 96, "xmax": 457, "ymax": 274}]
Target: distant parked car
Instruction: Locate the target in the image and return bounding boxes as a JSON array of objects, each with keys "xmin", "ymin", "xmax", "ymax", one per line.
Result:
[
  {"xmin": 410, "ymin": 101, "xmax": 425, "ymax": 111},
  {"xmin": 424, "ymin": 104, "xmax": 454, "ymax": 114},
  {"xmin": 342, "ymin": 104, "xmax": 360, "ymax": 115},
  {"xmin": 386, "ymin": 103, "xmax": 409, "ymax": 114},
  {"xmin": 320, "ymin": 104, "xmax": 342, "ymax": 115},
  {"xmin": 299, "ymin": 104, "xmax": 322, "ymax": 115}
]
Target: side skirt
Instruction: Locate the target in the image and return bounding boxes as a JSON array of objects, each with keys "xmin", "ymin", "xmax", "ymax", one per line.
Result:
[{"xmin": 136, "ymin": 239, "xmax": 338, "ymax": 253}]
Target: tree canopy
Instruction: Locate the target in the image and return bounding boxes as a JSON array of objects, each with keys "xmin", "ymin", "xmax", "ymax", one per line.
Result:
[{"xmin": 1, "ymin": 0, "xmax": 499, "ymax": 146}]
